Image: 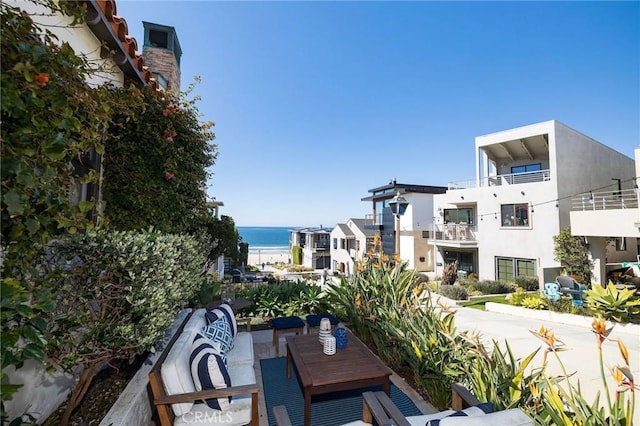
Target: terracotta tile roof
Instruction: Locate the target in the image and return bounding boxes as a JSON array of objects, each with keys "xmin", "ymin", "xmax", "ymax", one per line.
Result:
[{"xmin": 84, "ymin": 0, "xmax": 159, "ymax": 91}]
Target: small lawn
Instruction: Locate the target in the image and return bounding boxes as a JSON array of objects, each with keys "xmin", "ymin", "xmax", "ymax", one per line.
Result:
[{"xmin": 459, "ymin": 295, "xmax": 509, "ymax": 310}]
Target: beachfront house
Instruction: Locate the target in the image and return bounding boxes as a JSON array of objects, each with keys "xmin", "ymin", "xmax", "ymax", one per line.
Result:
[
  {"xmin": 329, "ymin": 219, "xmax": 377, "ymax": 276},
  {"xmin": 290, "ymin": 226, "xmax": 333, "ymax": 269},
  {"xmin": 361, "ymin": 181, "xmax": 447, "ymax": 272},
  {"xmin": 432, "ymin": 120, "xmax": 637, "ymax": 285}
]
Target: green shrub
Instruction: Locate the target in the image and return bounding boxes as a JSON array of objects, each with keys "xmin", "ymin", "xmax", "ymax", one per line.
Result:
[
  {"xmin": 508, "ymin": 288, "xmax": 528, "ymax": 306},
  {"xmin": 241, "ymin": 280, "xmax": 329, "ymax": 319},
  {"xmin": 514, "ymin": 276, "xmax": 540, "ymax": 291},
  {"xmin": 44, "ymin": 229, "xmax": 206, "ymax": 421},
  {"xmin": 438, "ymin": 284, "xmax": 469, "ymax": 300},
  {"xmin": 292, "ymin": 245, "xmax": 302, "ymax": 265},
  {"xmin": 414, "ymin": 273, "xmax": 430, "ymax": 285},
  {"xmin": 521, "ymin": 294, "xmax": 548, "ymax": 310},
  {"xmin": 469, "ymin": 280, "xmax": 514, "ymax": 295},
  {"xmin": 547, "ymin": 295, "xmax": 587, "ymax": 315}
]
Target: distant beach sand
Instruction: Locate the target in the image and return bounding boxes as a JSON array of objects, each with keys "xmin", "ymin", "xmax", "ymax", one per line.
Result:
[{"xmin": 247, "ymin": 249, "xmax": 290, "ymax": 266}]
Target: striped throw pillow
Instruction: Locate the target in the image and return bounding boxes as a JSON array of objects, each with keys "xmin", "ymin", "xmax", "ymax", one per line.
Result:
[
  {"xmin": 202, "ymin": 316, "xmax": 234, "ymax": 354},
  {"xmin": 190, "ymin": 333, "xmax": 232, "ymax": 411},
  {"xmin": 426, "ymin": 403, "xmax": 494, "ymax": 425}
]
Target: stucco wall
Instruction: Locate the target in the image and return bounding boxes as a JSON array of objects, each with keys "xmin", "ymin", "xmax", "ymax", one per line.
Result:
[
  {"xmin": 329, "ymin": 228, "xmax": 355, "ymax": 275},
  {"xmin": 6, "ymin": 0, "xmax": 125, "ymax": 87},
  {"xmin": 554, "ymin": 121, "xmax": 635, "ymax": 229},
  {"xmin": 437, "ymin": 120, "xmax": 635, "ymax": 282}
]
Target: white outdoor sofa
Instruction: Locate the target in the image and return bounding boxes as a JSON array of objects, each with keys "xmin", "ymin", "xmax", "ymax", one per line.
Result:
[{"xmin": 148, "ymin": 308, "xmax": 259, "ymax": 426}]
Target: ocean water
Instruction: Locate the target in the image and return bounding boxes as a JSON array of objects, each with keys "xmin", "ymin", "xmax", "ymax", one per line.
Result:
[{"xmin": 237, "ymin": 226, "xmax": 292, "ymax": 253}]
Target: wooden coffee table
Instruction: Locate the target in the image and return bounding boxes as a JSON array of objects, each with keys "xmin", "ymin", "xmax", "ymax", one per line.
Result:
[{"xmin": 286, "ymin": 329, "xmax": 392, "ymax": 426}]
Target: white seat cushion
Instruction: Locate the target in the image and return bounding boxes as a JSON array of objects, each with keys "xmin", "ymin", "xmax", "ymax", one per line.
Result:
[
  {"xmin": 173, "ymin": 363, "xmax": 257, "ymax": 426},
  {"xmin": 412, "ymin": 408, "xmax": 533, "ymax": 426},
  {"xmin": 161, "ymin": 332, "xmax": 196, "ymax": 416},
  {"xmin": 227, "ymin": 332, "xmax": 254, "ymax": 366},
  {"xmin": 183, "ymin": 309, "xmax": 207, "ymax": 334},
  {"xmin": 407, "ymin": 410, "xmax": 456, "ymax": 426}
]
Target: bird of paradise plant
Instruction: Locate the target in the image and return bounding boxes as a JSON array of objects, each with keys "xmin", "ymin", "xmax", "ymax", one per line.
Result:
[{"xmin": 528, "ymin": 317, "xmax": 637, "ymax": 425}]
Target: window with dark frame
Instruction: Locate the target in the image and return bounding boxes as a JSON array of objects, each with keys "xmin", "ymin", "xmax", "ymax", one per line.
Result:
[
  {"xmin": 496, "ymin": 257, "xmax": 536, "ymax": 280},
  {"xmin": 500, "ymin": 203, "xmax": 530, "ymax": 227},
  {"xmin": 511, "ymin": 163, "xmax": 542, "ymax": 174},
  {"xmin": 443, "ymin": 208, "xmax": 474, "ymax": 224}
]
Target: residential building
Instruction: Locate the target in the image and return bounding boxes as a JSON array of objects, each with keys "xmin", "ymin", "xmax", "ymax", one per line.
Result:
[
  {"xmin": 290, "ymin": 226, "xmax": 333, "ymax": 269},
  {"xmin": 433, "ymin": 120, "xmax": 636, "ymax": 285},
  {"xmin": 330, "ymin": 219, "xmax": 377, "ymax": 276},
  {"xmin": 569, "ymin": 147, "xmax": 640, "ymax": 284},
  {"xmin": 362, "ymin": 180, "xmax": 447, "ymax": 272}
]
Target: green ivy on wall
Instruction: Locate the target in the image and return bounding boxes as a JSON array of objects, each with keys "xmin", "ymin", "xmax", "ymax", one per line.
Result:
[{"xmin": 102, "ymin": 80, "xmax": 217, "ymax": 233}]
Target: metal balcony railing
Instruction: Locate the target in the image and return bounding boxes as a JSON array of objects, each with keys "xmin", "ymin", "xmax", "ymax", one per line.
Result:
[
  {"xmin": 572, "ymin": 188, "xmax": 639, "ymax": 211},
  {"xmin": 364, "ymin": 213, "xmax": 384, "ymax": 225},
  {"xmin": 433, "ymin": 224, "xmax": 478, "ymax": 241},
  {"xmin": 448, "ymin": 169, "xmax": 551, "ymax": 190}
]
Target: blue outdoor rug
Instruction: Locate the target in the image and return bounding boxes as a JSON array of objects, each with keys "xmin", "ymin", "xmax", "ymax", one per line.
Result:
[{"xmin": 260, "ymin": 356, "xmax": 422, "ymax": 426}]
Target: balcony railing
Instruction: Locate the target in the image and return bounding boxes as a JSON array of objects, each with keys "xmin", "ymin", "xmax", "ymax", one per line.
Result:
[
  {"xmin": 572, "ymin": 188, "xmax": 639, "ymax": 211},
  {"xmin": 433, "ymin": 224, "xmax": 478, "ymax": 242},
  {"xmin": 364, "ymin": 213, "xmax": 384, "ymax": 226},
  {"xmin": 448, "ymin": 169, "xmax": 551, "ymax": 190}
]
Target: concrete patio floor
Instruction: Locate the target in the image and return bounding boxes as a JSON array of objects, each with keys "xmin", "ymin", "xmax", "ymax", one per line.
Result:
[{"xmin": 252, "ymin": 327, "xmax": 436, "ymax": 426}]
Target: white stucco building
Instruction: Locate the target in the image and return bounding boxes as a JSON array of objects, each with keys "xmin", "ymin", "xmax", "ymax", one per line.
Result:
[
  {"xmin": 432, "ymin": 120, "xmax": 636, "ymax": 285},
  {"xmin": 290, "ymin": 226, "xmax": 333, "ymax": 269},
  {"xmin": 361, "ymin": 181, "xmax": 447, "ymax": 272},
  {"xmin": 329, "ymin": 219, "xmax": 377, "ymax": 276}
]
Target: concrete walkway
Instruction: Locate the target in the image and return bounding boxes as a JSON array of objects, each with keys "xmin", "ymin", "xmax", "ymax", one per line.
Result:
[{"xmin": 446, "ymin": 302, "xmax": 640, "ymax": 423}]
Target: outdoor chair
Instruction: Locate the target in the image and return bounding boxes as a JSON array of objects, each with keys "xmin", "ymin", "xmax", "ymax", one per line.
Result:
[
  {"xmin": 543, "ymin": 282, "xmax": 561, "ymax": 302},
  {"xmin": 361, "ymin": 384, "xmax": 534, "ymax": 426},
  {"xmin": 555, "ymin": 276, "xmax": 588, "ymax": 306}
]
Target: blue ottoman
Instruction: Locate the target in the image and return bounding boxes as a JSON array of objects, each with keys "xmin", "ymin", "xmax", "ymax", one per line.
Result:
[
  {"xmin": 272, "ymin": 316, "xmax": 305, "ymax": 356},
  {"xmin": 306, "ymin": 313, "xmax": 339, "ymax": 332}
]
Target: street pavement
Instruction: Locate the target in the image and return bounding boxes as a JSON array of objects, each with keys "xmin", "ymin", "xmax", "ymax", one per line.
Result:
[{"xmin": 447, "ymin": 303, "xmax": 640, "ymax": 422}]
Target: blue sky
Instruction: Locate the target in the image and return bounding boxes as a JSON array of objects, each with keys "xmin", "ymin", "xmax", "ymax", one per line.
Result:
[{"xmin": 116, "ymin": 1, "xmax": 639, "ymax": 227}]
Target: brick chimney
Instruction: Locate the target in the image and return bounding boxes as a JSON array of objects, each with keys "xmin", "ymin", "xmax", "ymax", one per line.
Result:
[{"xmin": 142, "ymin": 21, "xmax": 182, "ymax": 92}]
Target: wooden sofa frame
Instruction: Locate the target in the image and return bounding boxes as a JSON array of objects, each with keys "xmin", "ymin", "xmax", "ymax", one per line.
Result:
[{"xmin": 148, "ymin": 312, "xmax": 259, "ymax": 426}]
